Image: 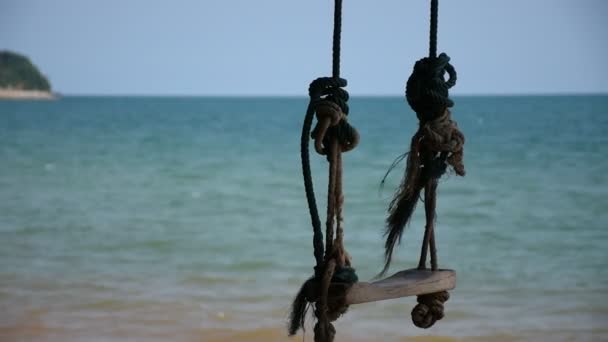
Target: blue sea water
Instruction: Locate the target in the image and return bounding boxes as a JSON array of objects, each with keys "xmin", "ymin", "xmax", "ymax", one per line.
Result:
[{"xmin": 0, "ymin": 95, "xmax": 607, "ymax": 341}]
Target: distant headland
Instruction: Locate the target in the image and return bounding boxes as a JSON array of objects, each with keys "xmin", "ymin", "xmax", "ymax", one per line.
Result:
[{"xmin": 0, "ymin": 51, "xmax": 55, "ymax": 100}]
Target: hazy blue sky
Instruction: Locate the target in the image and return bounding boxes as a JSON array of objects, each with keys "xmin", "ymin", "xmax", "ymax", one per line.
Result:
[{"xmin": 1, "ymin": 0, "xmax": 607, "ymax": 95}]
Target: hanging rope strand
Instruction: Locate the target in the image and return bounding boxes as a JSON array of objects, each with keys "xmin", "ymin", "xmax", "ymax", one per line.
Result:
[
  {"xmin": 332, "ymin": 0, "xmax": 342, "ymax": 78},
  {"xmin": 302, "ymin": 102, "xmax": 325, "ymax": 274},
  {"xmin": 429, "ymin": 0, "xmax": 438, "ymax": 58},
  {"xmin": 334, "ymin": 150, "xmax": 346, "ymax": 267},
  {"xmin": 325, "ymin": 139, "xmax": 338, "ymax": 257}
]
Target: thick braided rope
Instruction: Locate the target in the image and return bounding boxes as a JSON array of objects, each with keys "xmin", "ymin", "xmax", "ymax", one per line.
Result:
[
  {"xmin": 312, "ymin": 89, "xmax": 358, "ymax": 342},
  {"xmin": 289, "ymin": 80, "xmax": 359, "ymax": 342},
  {"xmin": 302, "ymin": 99, "xmax": 325, "ymax": 276},
  {"xmin": 429, "ymin": 0, "xmax": 438, "ymax": 58},
  {"xmin": 288, "ymin": 1, "xmax": 359, "ymax": 339},
  {"xmin": 381, "ymin": 0, "xmax": 463, "ymax": 330},
  {"xmin": 332, "ymin": 0, "xmax": 342, "ymax": 79},
  {"xmin": 411, "ymin": 0, "xmax": 461, "ymax": 328}
]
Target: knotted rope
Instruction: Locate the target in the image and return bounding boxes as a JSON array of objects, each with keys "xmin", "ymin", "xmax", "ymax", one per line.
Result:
[
  {"xmin": 381, "ymin": 0, "xmax": 464, "ymax": 329},
  {"xmin": 411, "ymin": 291, "xmax": 450, "ymax": 328},
  {"xmin": 288, "ymin": 1, "xmax": 360, "ymax": 341}
]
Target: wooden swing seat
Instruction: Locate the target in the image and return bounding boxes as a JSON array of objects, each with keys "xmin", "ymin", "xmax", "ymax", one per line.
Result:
[{"xmin": 345, "ymin": 269, "xmax": 456, "ymax": 305}]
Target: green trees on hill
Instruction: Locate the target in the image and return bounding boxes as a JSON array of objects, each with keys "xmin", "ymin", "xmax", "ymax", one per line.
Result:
[{"xmin": 0, "ymin": 51, "xmax": 51, "ymax": 91}]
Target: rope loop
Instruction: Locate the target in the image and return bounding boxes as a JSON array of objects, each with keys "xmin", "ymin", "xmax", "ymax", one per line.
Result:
[
  {"xmin": 313, "ymin": 119, "xmax": 360, "ymax": 156},
  {"xmin": 411, "ymin": 291, "xmax": 450, "ymax": 328},
  {"xmin": 335, "ymin": 120, "xmax": 360, "ymax": 153},
  {"xmin": 406, "ymin": 53, "xmax": 457, "ymax": 122}
]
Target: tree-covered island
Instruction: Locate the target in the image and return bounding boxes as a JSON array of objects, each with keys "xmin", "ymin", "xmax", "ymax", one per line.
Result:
[{"xmin": 0, "ymin": 51, "xmax": 55, "ymax": 99}]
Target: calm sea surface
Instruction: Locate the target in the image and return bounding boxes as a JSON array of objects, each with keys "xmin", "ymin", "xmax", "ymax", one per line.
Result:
[{"xmin": 1, "ymin": 95, "xmax": 607, "ymax": 341}]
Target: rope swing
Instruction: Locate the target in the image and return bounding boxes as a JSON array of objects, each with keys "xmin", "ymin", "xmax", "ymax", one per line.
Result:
[
  {"xmin": 288, "ymin": 0, "xmax": 359, "ymax": 341},
  {"xmin": 288, "ymin": 0, "xmax": 463, "ymax": 340},
  {"xmin": 381, "ymin": 0, "xmax": 465, "ymax": 328}
]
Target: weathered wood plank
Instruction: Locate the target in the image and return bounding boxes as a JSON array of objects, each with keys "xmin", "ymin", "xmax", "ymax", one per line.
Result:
[{"xmin": 345, "ymin": 269, "xmax": 456, "ymax": 305}]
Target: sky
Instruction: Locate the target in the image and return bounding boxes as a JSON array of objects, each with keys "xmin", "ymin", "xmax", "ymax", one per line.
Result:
[{"xmin": 1, "ymin": 0, "xmax": 607, "ymax": 96}]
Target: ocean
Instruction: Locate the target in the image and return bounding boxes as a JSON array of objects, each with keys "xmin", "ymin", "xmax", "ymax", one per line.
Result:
[{"xmin": 0, "ymin": 95, "xmax": 607, "ymax": 341}]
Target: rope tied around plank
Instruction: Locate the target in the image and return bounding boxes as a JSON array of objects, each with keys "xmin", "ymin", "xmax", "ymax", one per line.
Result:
[
  {"xmin": 288, "ymin": 1, "xmax": 360, "ymax": 341},
  {"xmin": 381, "ymin": 0, "xmax": 465, "ymax": 329}
]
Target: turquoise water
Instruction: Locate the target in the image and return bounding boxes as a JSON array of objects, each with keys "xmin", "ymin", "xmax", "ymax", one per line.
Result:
[{"xmin": 1, "ymin": 95, "xmax": 607, "ymax": 341}]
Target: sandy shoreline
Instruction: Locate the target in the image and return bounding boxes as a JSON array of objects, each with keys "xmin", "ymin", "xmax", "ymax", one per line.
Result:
[{"xmin": 0, "ymin": 88, "xmax": 56, "ymax": 100}]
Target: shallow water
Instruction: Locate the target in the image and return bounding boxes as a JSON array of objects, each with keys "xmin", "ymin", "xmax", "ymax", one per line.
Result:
[{"xmin": 1, "ymin": 95, "xmax": 607, "ymax": 341}]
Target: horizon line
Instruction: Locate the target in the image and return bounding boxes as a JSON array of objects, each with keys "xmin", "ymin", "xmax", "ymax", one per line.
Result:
[{"xmin": 52, "ymin": 91, "xmax": 608, "ymax": 98}]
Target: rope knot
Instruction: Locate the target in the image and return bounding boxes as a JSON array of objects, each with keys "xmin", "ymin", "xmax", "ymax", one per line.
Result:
[
  {"xmin": 411, "ymin": 291, "xmax": 450, "ymax": 329},
  {"xmin": 309, "ymin": 78, "xmax": 359, "ymax": 155},
  {"xmin": 288, "ymin": 265, "xmax": 358, "ymax": 337},
  {"xmin": 308, "ymin": 77, "xmax": 349, "ymax": 115},
  {"xmin": 420, "ymin": 109, "xmax": 465, "ymax": 177},
  {"xmin": 406, "ymin": 53, "xmax": 457, "ymax": 122},
  {"xmin": 314, "ymin": 320, "xmax": 336, "ymax": 342}
]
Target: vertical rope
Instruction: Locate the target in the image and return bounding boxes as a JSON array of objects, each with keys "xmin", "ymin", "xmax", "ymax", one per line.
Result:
[
  {"xmin": 325, "ymin": 140, "xmax": 338, "ymax": 257},
  {"xmin": 302, "ymin": 103, "xmax": 325, "ymax": 274},
  {"xmin": 332, "ymin": 0, "xmax": 342, "ymax": 78},
  {"xmin": 376, "ymin": 0, "xmax": 460, "ymax": 330},
  {"xmin": 334, "ymin": 148, "xmax": 346, "ymax": 266},
  {"xmin": 429, "ymin": 218, "xmax": 438, "ymax": 271},
  {"xmin": 426, "ymin": 179, "xmax": 439, "ymax": 271},
  {"xmin": 290, "ymin": 0, "xmax": 358, "ymax": 339},
  {"xmin": 429, "ymin": 0, "xmax": 438, "ymax": 59}
]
